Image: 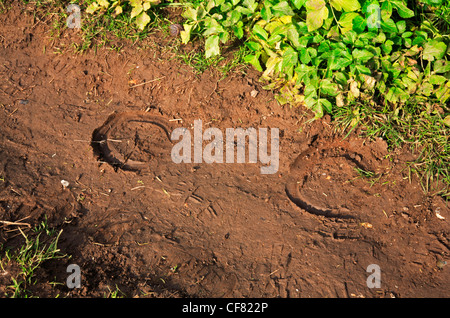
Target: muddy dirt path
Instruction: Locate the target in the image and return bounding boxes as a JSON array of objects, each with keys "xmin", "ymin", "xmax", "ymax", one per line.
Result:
[{"xmin": 0, "ymin": 4, "xmax": 448, "ymax": 297}]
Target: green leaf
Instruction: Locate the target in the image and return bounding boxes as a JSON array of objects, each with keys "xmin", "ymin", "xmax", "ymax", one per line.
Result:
[
  {"xmin": 381, "ymin": 1, "xmax": 392, "ymax": 21},
  {"xmin": 295, "ymin": 64, "xmax": 316, "ymax": 84},
  {"xmin": 245, "ymin": 41, "xmax": 261, "ymax": 52},
  {"xmin": 282, "ymin": 47, "xmax": 298, "ymax": 78},
  {"xmin": 205, "ymin": 35, "xmax": 220, "ymax": 58},
  {"xmin": 131, "ymin": 3, "xmax": 143, "ymax": 19},
  {"xmin": 342, "ymin": 30, "xmax": 357, "ymax": 44},
  {"xmin": 261, "ymin": 5, "xmax": 272, "ymax": 21},
  {"xmin": 97, "ymin": 0, "xmax": 110, "ymax": 7},
  {"xmin": 244, "ymin": 53, "xmax": 263, "ymax": 72},
  {"xmin": 86, "ymin": 2, "xmax": 99, "ymax": 14},
  {"xmin": 318, "ymin": 41, "xmax": 330, "ymax": 53},
  {"xmin": 287, "ymin": 25, "xmax": 301, "ymax": 48},
  {"xmin": 381, "ymin": 19, "xmax": 398, "ymax": 33},
  {"xmin": 412, "ymin": 36, "xmax": 426, "ymax": 46},
  {"xmin": 329, "ymin": 0, "xmax": 361, "ymax": 12},
  {"xmin": 309, "ymin": 98, "xmax": 324, "ymax": 118},
  {"xmin": 434, "ymin": 59, "xmax": 450, "ymax": 73},
  {"xmin": 401, "ymin": 31, "xmax": 413, "ymax": 38},
  {"xmin": 203, "ymin": 18, "xmax": 224, "ymax": 36},
  {"xmin": 291, "ymin": 0, "xmax": 306, "ymax": 10},
  {"xmin": 229, "ymin": 9, "xmax": 242, "ymax": 24},
  {"xmin": 180, "ymin": 23, "xmax": 194, "ymax": 44},
  {"xmin": 429, "ymin": 75, "xmax": 447, "ymax": 85},
  {"xmin": 444, "ymin": 115, "xmax": 450, "ymax": 127},
  {"xmin": 272, "ymin": 1, "xmax": 296, "ymax": 16},
  {"xmin": 353, "ymin": 64, "xmax": 372, "ymax": 75},
  {"xmin": 403, "ymin": 37, "xmax": 412, "ymax": 48},
  {"xmin": 135, "ymin": 12, "xmax": 150, "ymax": 30},
  {"xmin": 391, "ymin": 0, "xmax": 414, "ymax": 19},
  {"xmin": 352, "ymin": 15, "xmax": 366, "ymax": 33},
  {"xmin": 320, "ymin": 79, "xmax": 339, "ymax": 96},
  {"xmin": 299, "ymin": 47, "xmax": 311, "ymax": 64},
  {"xmin": 182, "ymin": 7, "xmax": 198, "ymax": 21},
  {"xmin": 382, "ymin": 39, "xmax": 394, "ymax": 54},
  {"xmin": 334, "ymin": 72, "xmax": 348, "ymax": 86},
  {"xmin": 352, "ymin": 49, "xmax": 374, "ymax": 62},
  {"xmin": 338, "ymin": 12, "xmax": 359, "ymax": 33},
  {"xmin": 323, "ymin": 17, "xmax": 334, "ymax": 30},
  {"xmin": 232, "ymin": 25, "xmax": 244, "ymax": 39},
  {"xmin": 306, "ymin": 0, "xmax": 329, "ymax": 31},
  {"xmin": 329, "ymin": 49, "xmax": 353, "ymax": 70},
  {"xmin": 252, "ymin": 24, "xmax": 268, "ymax": 40},
  {"xmin": 423, "ymin": 40, "xmax": 447, "ymax": 61},
  {"xmin": 219, "ymin": 31, "xmax": 229, "ymax": 44},
  {"xmin": 319, "ymin": 99, "xmax": 332, "ymax": 114},
  {"xmin": 396, "ymin": 20, "xmax": 406, "ymax": 34}
]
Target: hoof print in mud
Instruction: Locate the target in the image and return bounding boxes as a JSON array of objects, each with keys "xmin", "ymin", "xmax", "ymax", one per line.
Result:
[
  {"xmin": 91, "ymin": 111, "xmax": 173, "ymax": 172},
  {"xmin": 285, "ymin": 138, "xmax": 378, "ymax": 221}
]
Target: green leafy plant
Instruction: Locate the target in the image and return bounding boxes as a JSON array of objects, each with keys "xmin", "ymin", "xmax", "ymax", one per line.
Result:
[
  {"xmin": 86, "ymin": 0, "xmax": 162, "ymax": 30},
  {"xmin": 179, "ymin": 0, "xmax": 259, "ymax": 57},
  {"xmin": 179, "ymin": 0, "xmax": 450, "ymax": 118}
]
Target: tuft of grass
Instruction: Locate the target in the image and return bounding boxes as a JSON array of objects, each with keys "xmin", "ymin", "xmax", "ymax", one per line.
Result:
[
  {"xmin": 334, "ymin": 99, "xmax": 450, "ymax": 197},
  {"xmin": 0, "ymin": 217, "xmax": 67, "ymax": 298},
  {"xmin": 104, "ymin": 284, "xmax": 126, "ymax": 298}
]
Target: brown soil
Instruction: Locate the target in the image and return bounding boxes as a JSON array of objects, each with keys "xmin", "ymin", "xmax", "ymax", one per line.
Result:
[{"xmin": 0, "ymin": 3, "xmax": 448, "ymax": 298}]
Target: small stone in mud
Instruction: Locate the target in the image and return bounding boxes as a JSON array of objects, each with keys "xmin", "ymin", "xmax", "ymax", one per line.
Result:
[
  {"xmin": 61, "ymin": 180, "xmax": 69, "ymax": 189},
  {"xmin": 169, "ymin": 24, "xmax": 183, "ymax": 37},
  {"xmin": 436, "ymin": 260, "xmax": 447, "ymax": 269}
]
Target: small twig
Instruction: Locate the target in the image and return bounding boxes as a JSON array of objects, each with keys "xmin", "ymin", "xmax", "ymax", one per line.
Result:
[
  {"xmin": 131, "ymin": 186, "xmax": 146, "ymax": 191},
  {"xmin": 187, "ymin": 86, "xmax": 194, "ymax": 105},
  {"xmin": 0, "ymin": 220, "xmax": 31, "ymax": 228},
  {"xmin": 10, "ymin": 188, "xmax": 21, "ymax": 196},
  {"xmin": 128, "ymin": 76, "xmax": 165, "ymax": 89},
  {"xmin": 268, "ymin": 269, "xmax": 279, "ymax": 276}
]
